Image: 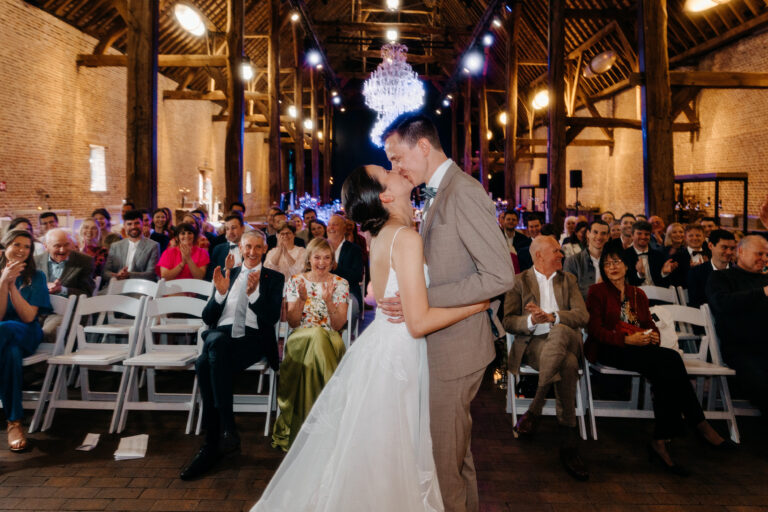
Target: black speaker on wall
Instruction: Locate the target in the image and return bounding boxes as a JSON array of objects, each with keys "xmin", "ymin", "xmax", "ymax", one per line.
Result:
[
  {"xmin": 538, "ymin": 173, "xmax": 548, "ymax": 189},
  {"xmin": 570, "ymin": 169, "xmax": 583, "ymax": 189}
]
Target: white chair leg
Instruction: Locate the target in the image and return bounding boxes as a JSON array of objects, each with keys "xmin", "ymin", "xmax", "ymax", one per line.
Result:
[
  {"xmin": 146, "ymin": 369, "xmax": 156, "ymax": 401},
  {"xmin": 718, "ymin": 376, "xmax": 740, "ymax": 444},
  {"xmin": 109, "ymin": 368, "xmax": 131, "ymax": 434},
  {"xmin": 186, "ymin": 377, "xmax": 199, "ymax": 435},
  {"xmin": 117, "ymin": 366, "xmax": 139, "ymax": 434},
  {"xmin": 583, "ymin": 363, "xmax": 597, "ymax": 441},
  {"xmin": 29, "ymin": 364, "xmax": 57, "ymax": 434},
  {"xmin": 80, "ymin": 368, "xmax": 91, "ymax": 401},
  {"xmin": 195, "ymin": 399, "xmax": 203, "ymax": 435},
  {"xmin": 42, "ymin": 365, "xmax": 65, "ymax": 431},
  {"xmin": 575, "ymin": 380, "xmax": 587, "ymax": 441},
  {"xmin": 257, "ymin": 373, "xmax": 264, "ymax": 393},
  {"xmin": 264, "ymin": 370, "xmax": 275, "ymax": 437},
  {"xmin": 510, "ymin": 374, "xmax": 519, "ymax": 437},
  {"xmin": 630, "ymin": 376, "xmax": 640, "ymax": 408}
]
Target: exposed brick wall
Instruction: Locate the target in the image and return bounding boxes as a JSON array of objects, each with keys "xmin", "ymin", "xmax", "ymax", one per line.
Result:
[
  {"xmin": 513, "ymin": 29, "xmax": 768, "ymax": 223},
  {"xmin": 0, "ymin": 0, "xmax": 269, "ymax": 227}
]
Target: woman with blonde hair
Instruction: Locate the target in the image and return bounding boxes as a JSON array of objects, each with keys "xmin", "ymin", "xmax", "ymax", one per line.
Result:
[
  {"xmin": 664, "ymin": 222, "xmax": 685, "ymax": 256},
  {"xmin": 78, "ymin": 217, "xmax": 108, "ymax": 278}
]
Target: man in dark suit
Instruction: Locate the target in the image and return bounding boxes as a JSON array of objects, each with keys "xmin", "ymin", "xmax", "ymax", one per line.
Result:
[
  {"xmin": 36, "ymin": 228, "xmax": 95, "ymax": 339},
  {"xmin": 706, "ymin": 234, "xmax": 768, "ymax": 417},
  {"xmin": 206, "ymin": 213, "xmax": 245, "ymax": 281},
  {"xmin": 623, "ymin": 221, "xmax": 676, "ymax": 288},
  {"xmin": 686, "ymin": 229, "xmax": 736, "ymax": 307},
  {"xmin": 326, "ymin": 214, "xmax": 363, "ymax": 329},
  {"xmin": 103, "ymin": 210, "xmax": 160, "ymax": 283},
  {"xmin": 517, "ymin": 213, "xmax": 543, "ymax": 271},
  {"xmin": 266, "ymin": 211, "xmax": 306, "ymax": 250},
  {"xmin": 501, "ymin": 209, "xmax": 532, "ymax": 254},
  {"xmin": 180, "ymin": 230, "xmax": 284, "ymax": 480},
  {"xmin": 503, "ymin": 235, "xmax": 589, "ymax": 481},
  {"xmin": 670, "ymin": 224, "xmax": 711, "ymax": 287},
  {"xmin": 563, "ymin": 220, "xmax": 609, "ymax": 300}
]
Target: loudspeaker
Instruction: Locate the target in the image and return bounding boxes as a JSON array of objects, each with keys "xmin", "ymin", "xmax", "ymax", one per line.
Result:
[
  {"xmin": 570, "ymin": 169, "xmax": 583, "ymax": 189},
  {"xmin": 538, "ymin": 173, "xmax": 548, "ymax": 188}
]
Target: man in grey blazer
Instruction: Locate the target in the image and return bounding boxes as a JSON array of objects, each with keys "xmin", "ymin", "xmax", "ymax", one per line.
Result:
[
  {"xmin": 382, "ymin": 115, "xmax": 515, "ymax": 512},
  {"xmin": 103, "ymin": 210, "xmax": 160, "ymax": 283},
  {"xmin": 503, "ymin": 235, "xmax": 589, "ymax": 480},
  {"xmin": 563, "ymin": 219, "xmax": 610, "ymax": 300}
]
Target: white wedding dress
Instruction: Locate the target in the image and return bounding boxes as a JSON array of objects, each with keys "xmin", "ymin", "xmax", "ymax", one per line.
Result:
[{"xmin": 252, "ymin": 227, "xmax": 443, "ymax": 512}]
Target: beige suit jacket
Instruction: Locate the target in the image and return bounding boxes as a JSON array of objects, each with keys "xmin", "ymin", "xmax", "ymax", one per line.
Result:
[
  {"xmin": 502, "ymin": 268, "xmax": 588, "ymax": 375},
  {"xmin": 423, "ymin": 162, "xmax": 516, "ymax": 381}
]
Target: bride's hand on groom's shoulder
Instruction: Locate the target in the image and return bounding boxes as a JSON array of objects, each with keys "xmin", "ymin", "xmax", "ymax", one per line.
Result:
[{"xmin": 378, "ymin": 293, "xmax": 405, "ymax": 324}]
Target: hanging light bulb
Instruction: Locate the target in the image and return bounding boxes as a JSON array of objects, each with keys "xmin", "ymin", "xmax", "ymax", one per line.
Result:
[
  {"xmin": 386, "ymin": 0, "xmax": 400, "ymax": 11},
  {"xmin": 487, "ymin": 130, "xmax": 493, "ymax": 140},
  {"xmin": 306, "ymin": 49, "xmax": 322, "ymax": 66},
  {"xmin": 532, "ymin": 90, "xmax": 549, "ymax": 110},
  {"xmin": 317, "ymin": 131, "xmax": 323, "ymax": 140},
  {"xmin": 492, "ymin": 17, "xmax": 502, "ymax": 28},
  {"xmin": 287, "ymin": 105, "xmax": 298, "ymax": 118},
  {"xmin": 498, "ymin": 112, "xmax": 508, "ymax": 125},
  {"xmin": 174, "ymin": 3, "xmax": 206, "ymax": 36},
  {"xmin": 290, "ymin": 11, "xmax": 300, "ymax": 22},
  {"xmin": 240, "ymin": 58, "xmax": 254, "ymax": 81},
  {"xmin": 332, "ymin": 95, "xmax": 342, "ymax": 105},
  {"xmin": 435, "ymin": 109, "xmax": 442, "ymax": 115},
  {"xmin": 442, "ymin": 98, "xmax": 451, "ymax": 107},
  {"xmin": 386, "ymin": 29, "xmax": 399, "ymax": 42},
  {"xmin": 464, "ymin": 51, "xmax": 484, "ymax": 75},
  {"xmin": 582, "ymin": 50, "xmax": 617, "ymax": 78},
  {"xmin": 685, "ymin": 0, "xmax": 730, "ymax": 12},
  {"xmin": 482, "ymin": 33, "xmax": 494, "ymax": 47},
  {"xmin": 304, "ymin": 119, "xmax": 313, "ymax": 130}
]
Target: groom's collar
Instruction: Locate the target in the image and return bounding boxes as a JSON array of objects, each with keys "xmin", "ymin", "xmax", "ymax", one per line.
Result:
[{"xmin": 426, "ymin": 158, "xmax": 453, "ymax": 191}]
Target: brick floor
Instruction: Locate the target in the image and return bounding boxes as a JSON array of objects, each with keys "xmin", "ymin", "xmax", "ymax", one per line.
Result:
[{"xmin": 2, "ymin": 347, "xmax": 767, "ymax": 511}]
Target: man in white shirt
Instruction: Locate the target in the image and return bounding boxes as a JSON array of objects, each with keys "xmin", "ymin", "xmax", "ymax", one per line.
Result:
[
  {"xmin": 563, "ymin": 220, "xmax": 609, "ymax": 300},
  {"xmin": 687, "ymin": 229, "xmax": 736, "ymax": 307},
  {"xmin": 618, "ymin": 212, "xmax": 636, "ymax": 249},
  {"xmin": 206, "ymin": 213, "xmax": 246, "ymax": 281},
  {"xmin": 181, "ymin": 230, "xmax": 284, "ymax": 481},
  {"xmin": 103, "ymin": 210, "xmax": 159, "ymax": 282},
  {"xmin": 503, "ymin": 235, "xmax": 589, "ymax": 481}
]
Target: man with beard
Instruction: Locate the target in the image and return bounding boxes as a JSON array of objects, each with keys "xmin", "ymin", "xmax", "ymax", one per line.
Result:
[{"xmin": 103, "ymin": 210, "xmax": 160, "ymax": 282}]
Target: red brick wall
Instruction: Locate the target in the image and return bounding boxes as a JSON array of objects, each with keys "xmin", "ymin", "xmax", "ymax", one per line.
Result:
[{"xmin": 513, "ymin": 29, "xmax": 768, "ymax": 223}]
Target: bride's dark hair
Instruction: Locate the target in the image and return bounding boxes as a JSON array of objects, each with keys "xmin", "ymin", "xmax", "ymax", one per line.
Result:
[{"xmin": 342, "ymin": 166, "xmax": 390, "ymax": 236}]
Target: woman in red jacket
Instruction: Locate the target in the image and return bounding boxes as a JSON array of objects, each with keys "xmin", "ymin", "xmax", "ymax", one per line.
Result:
[{"xmin": 585, "ymin": 241, "xmax": 731, "ymax": 475}]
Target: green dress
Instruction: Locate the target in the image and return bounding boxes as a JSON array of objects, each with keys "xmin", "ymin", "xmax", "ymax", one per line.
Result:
[{"xmin": 272, "ymin": 274, "xmax": 349, "ymax": 451}]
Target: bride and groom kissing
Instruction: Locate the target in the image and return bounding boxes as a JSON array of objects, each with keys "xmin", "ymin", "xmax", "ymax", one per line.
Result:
[{"xmin": 253, "ymin": 114, "xmax": 515, "ymax": 511}]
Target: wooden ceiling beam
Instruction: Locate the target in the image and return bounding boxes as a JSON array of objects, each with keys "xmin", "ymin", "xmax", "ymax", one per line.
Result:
[
  {"xmin": 670, "ymin": 10, "xmax": 768, "ymax": 65},
  {"xmin": 565, "ymin": 116, "xmax": 699, "ymax": 132},
  {"xmin": 314, "ymin": 20, "xmax": 465, "ymax": 36},
  {"xmin": 630, "ymin": 71, "xmax": 768, "ymax": 88},
  {"xmin": 518, "ymin": 138, "xmax": 614, "ymax": 147},
  {"xmin": 163, "ymin": 90, "xmax": 269, "ymax": 100},
  {"xmin": 77, "ymin": 54, "xmax": 296, "ymax": 71}
]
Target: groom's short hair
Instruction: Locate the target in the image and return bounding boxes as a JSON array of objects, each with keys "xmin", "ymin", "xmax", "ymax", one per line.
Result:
[{"xmin": 382, "ymin": 114, "xmax": 442, "ymax": 150}]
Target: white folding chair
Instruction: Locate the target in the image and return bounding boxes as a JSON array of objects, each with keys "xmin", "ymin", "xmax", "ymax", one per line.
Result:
[
  {"xmin": 505, "ymin": 333, "xmax": 596, "ymax": 440},
  {"xmin": 41, "ymin": 295, "xmax": 147, "ymax": 433},
  {"xmin": 92, "ymin": 276, "xmax": 102, "ymax": 296},
  {"xmin": 639, "ymin": 285, "xmax": 679, "ymax": 305},
  {"xmin": 676, "ymin": 286, "xmax": 689, "ymax": 306},
  {"xmin": 155, "ymin": 278, "xmax": 214, "ymax": 300},
  {"xmin": 116, "ymin": 297, "xmax": 206, "ymax": 433},
  {"xmin": 87, "ymin": 278, "xmax": 159, "ymax": 338},
  {"xmin": 5, "ymin": 295, "xmax": 78, "ymax": 433},
  {"xmin": 341, "ymin": 298, "xmax": 356, "ymax": 349}
]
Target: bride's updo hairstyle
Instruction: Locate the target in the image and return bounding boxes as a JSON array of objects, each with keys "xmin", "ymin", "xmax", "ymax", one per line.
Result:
[{"xmin": 342, "ymin": 166, "xmax": 390, "ymax": 236}]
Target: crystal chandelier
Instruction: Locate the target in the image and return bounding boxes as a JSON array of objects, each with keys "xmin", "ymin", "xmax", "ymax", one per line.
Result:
[{"xmin": 363, "ymin": 44, "xmax": 425, "ymax": 146}]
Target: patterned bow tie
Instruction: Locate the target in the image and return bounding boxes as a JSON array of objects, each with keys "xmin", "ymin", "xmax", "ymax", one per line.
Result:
[
  {"xmin": 692, "ymin": 250, "xmax": 703, "ymax": 256},
  {"xmin": 423, "ymin": 187, "xmax": 438, "ymax": 200},
  {"xmin": 230, "ymin": 244, "xmax": 238, "ymax": 250}
]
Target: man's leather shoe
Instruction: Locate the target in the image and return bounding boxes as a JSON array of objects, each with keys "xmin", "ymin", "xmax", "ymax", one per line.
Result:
[
  {"xmin": 180, "ymin": 445, "xmax": 219, "ymax": 480},
  {"xmin": 560, "ymin": 445, "xmax": 589, "ymax": 481},
  {"xmin": 513, "ymin": 411, "xmax": 540, "ymax": 437},
  {"xmin": 219, "ymin": 430, "xmax": 241, "ymax": 456}
]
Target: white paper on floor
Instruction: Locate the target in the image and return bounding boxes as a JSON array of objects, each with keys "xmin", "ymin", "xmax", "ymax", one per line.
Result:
[
  {"xmin": 76, "ymin": 433, "xmax": 100, "ymax": 451},
  {"xmin": 114, "ymin": 434, "xmax": 148, "ymax": 460}
]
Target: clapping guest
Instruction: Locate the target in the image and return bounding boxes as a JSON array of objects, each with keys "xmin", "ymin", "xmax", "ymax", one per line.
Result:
[
  {"xmin": 307, "ymin": 219, "xmax": 327, "ymax": 241},
  {"xmin": 77, "ymin": 218, "xmax": 108, "ymax": 278},
  {"xmin": 0, "ymin": 229, "xmax": 52, "ymax": 452},
  {"xmin": 180, "ymin": 213, "xmax": 210, "ymax": 250},
  {"xmin": 586, "ymin": 242, "xmax": 730, "ymax": 475},
  {"xmin": 623, "ymin": 221, "xmax": 677, "ymax": 288},
  {"xmin": 147, "ymin": 208, "xmax": 171, "ymax": 252},
  {"xmin": 103, "ymin": 210, "xmax": 160, "ymax": 283},
  {"xmin": 664, "ymin": 222, "xmax": 685, "ymax": 257},
  {"xmin": 687, "ymin": 229, "xmax": 736, "ymax": 307},
  {"xmin": 561, "ymin": 221, "xmax": 588, "ymax": 258},
  {"xmin": 151, "ymin": 208, "xmax": 172, "ymax": 238},
  {"xmin": 264, "ymin": 220, "xmax": 306, "ymax": 281},
  {"xmin": 191, "ymin": 209, "xmax": 218, "ymax": 249},
  {"xmin": 206, "ymin": 213, "xmax": 245, "ymax": 281},
  {"xmin": 157, "ymin": 223, "xmax": 209, "ymax": 281},
  {"xmin": 295, "ymin": 208, "xmax": 316, "ymax": 243},
  {"xmin": 669, "ymin": 224, "xmax": 710, "ymax": 287},
  {"xmin": 272, "ymin": 238, "xmax": 349, "ymax": 451},
  {"xmin": 91, "ymin": 208, "xmax": 114, "ymax": 247}
]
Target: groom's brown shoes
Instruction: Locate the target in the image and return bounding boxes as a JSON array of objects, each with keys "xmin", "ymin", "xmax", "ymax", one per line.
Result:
[{"xmin": 513, "ymin": 410, "xmax": 540, "ymax": 437}]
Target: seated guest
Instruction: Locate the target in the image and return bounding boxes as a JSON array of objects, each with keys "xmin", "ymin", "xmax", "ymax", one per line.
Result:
[
  {"xmin": 162, "ymin": 207, "xmax": 175, "ymax": 234},
  {"xmin": 228, "ymin": 202, "xmax": 256, "ymax": 232},
  {"xmin": 664, "ymin": 222, "xmax": 685, "ymax": 258},
  {"xmin": 586, "ymin": 241, "xmax": 731, "ymax": 475},
  {"xmin": 327, "ymin": 214, "xmax": 363, "ymax": 329},
  {"xmin": 206, "ymin": 213, "xmax": 245, "ymax": 281},
  {"xmin": 601, "ymin": 211, "xmax": 616, "ymax": 225},
  {"xmin": 707, "ymin": 235, "xmax": 768, "ymax": 417},
  {"xmin": 669, "ymin": 224, "xmax": 710, "ymax": 287},
  {"xmin": 272, "ymin": 238, "xmax": 349, "ymax": 451},
  {"xmin": 262, "ymin": 206, "xmax": 282, "ymax": 237},
  {"xmin": 618, "ymin": 213, "xmax": 636, "ymax": 249},
  {"xmin": 501, "ymin": 209, "xmax": 532, "ymax": 255},
  {"xmin": 609, "ymin": 220, "xmax": 621, "ymax": 240},
  {"xmin": 178, "ymin": 213, "xmax": 210, "ymax": 250},
  {"xmin": 564, "ymin": 220, "xmax": 610, "ymax": 301},
  {"xmin": 295, "ymin": 208, "xmax": 316, "ymax": 243},
  {"xmin": 157, "ymin": 222, "xmax": 209, "ymax": 281},
  {"xmin": 623, "ymin": 221, "xmax": 677, "ymax": 288},
  {"xmin": 151, "ymin": 208, "xmax": 172, "ymax": 238},
  {"xmin": 518, "ymin": 214, "xmax": 544, "ymax": 271},
  {"xmin": 77, "ymin": 218, "xmax": 108, "ymax": 278},
  {"xmin": 502, "ymin": 235, "xmax": 589, "ymax": 481},
  {"xmin": 103, "ymin": 210, "xmax": 160, "ymax": 283},
  {"xmin": 561, "ymin": 221, "xmax": 588, "ymax": 258},
  {"xmin": 7, "ymin": 218, "xmax": 45, "ymax": 256},
  {"xmin": 687, "ymin": 229, "xmax": 735, "ymax": 307},
  {"xmin": 191, "ymin": 209, "xmax": 218, "ymax": 249},
  {"xmin": 0, "ymin": 229, "xmax": 52, "ymax": 452},
  {"xmin": 38, "ymin": 212, "xmax": 58, "ymax": 235},
  {"xmin": 700, "ymin": 216, "xmax": 718, "ymax": 241},
  {"xmin": 559, "ymin": 215, "xmax": 578, "ymax": 245},
  {"xmin": 180, "ymin": 230, "xmax": 283, "ymax": 480},
  {"xmin": 307, "ymin": 219, "xmax": 327, "ymax": 241},
  {"xmin": 288, "ymin": 214, "xmax": 304, "ymax": 241},
  {"xmin": 636, "ymin": 214, "xmax": 648, "ymax": 222},
  {"xmin": 266, "ymin": 211, "xmax": 305, "ymax": 250},
  {"xmin": 91, "ymin": 208, "xmax": 114, "ymax": 247},
  {"xmin": 649, "ymin": 215, "xmax": 666, "ymax": 251},
  {"xmin": 264, "ymin": 220, "xmax": 306, "ymax": 281},
  {"xmin": 145, "ymin": 209, "xmax": 170, "ymax": 253}
]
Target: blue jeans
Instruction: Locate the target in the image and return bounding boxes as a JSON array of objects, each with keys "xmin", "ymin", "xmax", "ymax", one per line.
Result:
[{"xmin": 0, "ymin": 320, "xmax": 42, "ymax": 422}]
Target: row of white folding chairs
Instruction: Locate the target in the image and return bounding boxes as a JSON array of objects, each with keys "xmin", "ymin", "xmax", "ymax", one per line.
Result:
[{"xmin": 505, "ymin": 302, "xmax": 742, "ymax": 443}]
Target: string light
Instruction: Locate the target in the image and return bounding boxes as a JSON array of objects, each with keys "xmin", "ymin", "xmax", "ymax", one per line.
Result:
[
  {"xmin": 464, "ymin": 51, "xmax": 484, "ymax": 75},
  {"xmin": 306, "ymin": 49, "xmax": 322, "ymax": 66}
]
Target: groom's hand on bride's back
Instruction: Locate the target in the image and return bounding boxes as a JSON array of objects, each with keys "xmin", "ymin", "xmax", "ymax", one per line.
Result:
[{"xmin": 378, "ymin": 292, "xmax": 405, "ymax": 323}]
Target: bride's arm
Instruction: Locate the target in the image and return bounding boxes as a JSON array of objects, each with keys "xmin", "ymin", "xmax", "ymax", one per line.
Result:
[{"xmin": 392, "ymin": 229, "xmax": 488, "ymax": 338}]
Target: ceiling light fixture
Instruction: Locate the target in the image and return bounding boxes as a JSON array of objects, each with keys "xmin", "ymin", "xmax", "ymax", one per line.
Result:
[
  {"xmin": 288, "ymin": 105, "xmax": 298, "ymax": 119},
  {"xmin": 464, "ymin": 50, "xmax": 484, "ymax": 75},
  {"xmin": 306, "ymin": 49, "xmax": 322, "ymax": 66},
  {"xmin": 482, "ymin": 33, "xmax": 494, "ymax": 47},
  {"xmin": 290, "ymin": 11, "xmax": 300, "ymax": 22},
  {"xmin": 240, "ymin": 57, "xmax": 254, "ymax": 81},
  {"xmin": 304, "ymin": 119, "xmax": 313, "ymax": 131},
  {"xmin": 332, "ymin": 95, "xmax": 342, "ymax": 105},
  {"xmin": 685, "ymin": 0, "xmax": 730, "ymax": 12},
  {"xmin": 498, "ymin": 112, "xmax": 508, "ymax": 125},
  {"xmin": 582, "ymin": 50, "xmax": 617, "ymax": 78},
  {"xmin": 532, "ymin": 90, "xmax": 549, "ymax": 110},
  {"xmin": 386, "ymin": 0, "xmax": 400, "ymax": 11},
  {"xmin": 386, "ymin": 29, "xmax": 399, "ymax": 43},
  {"xmin": 174, "ymin": 3, "xmax": 206, "ymax": 36}
]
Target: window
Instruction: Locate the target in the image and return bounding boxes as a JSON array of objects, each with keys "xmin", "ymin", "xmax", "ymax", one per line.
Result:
[
  {"xmin": 89, "ymin": 145, "xmax": 107, "ymax": 192},
  {"xmin": 245, "ymin": 171, "xmax": 252, "ymax": 194}
]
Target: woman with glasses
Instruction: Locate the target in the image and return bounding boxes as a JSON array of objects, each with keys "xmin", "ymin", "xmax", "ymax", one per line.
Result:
[
  {"xmin": 264, "ymin": 220, "xmax": 306, "ymax": 281},
  {"xmin": 585, "ymin": 240, "xmax": 731, "ymax": 476}
]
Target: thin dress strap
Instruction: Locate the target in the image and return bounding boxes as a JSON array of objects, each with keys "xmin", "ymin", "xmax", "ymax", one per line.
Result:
[{"xmin": 389, "ymin": 226, "xmax": 408, "ymax": 268}]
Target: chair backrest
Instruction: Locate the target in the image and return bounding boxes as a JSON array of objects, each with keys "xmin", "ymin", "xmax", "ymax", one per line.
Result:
[
  {"xmin": 640, "ymin": 285, "xmax": 679, "ymax": 304},
  {"xmin": 342, "ymin": 297, "xmax": 354, "ymax": 349},
  {"xmin": 700, "ymin": 303, "xmax": 727, "ymax": 366},
  {"xmin": 107, "ymin": 278, "xmax": 159, "ymax": 297},
  {"xmin": 47, "ymin": 295, "xmax": 78, "ymax": 356},
  {"xmin": 140, "ymin": 297, "xmax": 207, "ymax": 355},
  {"xmin": 155, "ymin": 278, "xmax": 214, "ymax": 299},
  {"xmin": 65, "ymin": 294, "xmax": 147, "ymax": 355},
  {"xmin": 676, "ymin": 286, "xmax": 689, "ymax": 306}
]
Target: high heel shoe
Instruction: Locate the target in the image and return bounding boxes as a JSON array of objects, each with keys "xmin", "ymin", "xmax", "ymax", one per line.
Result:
[
  {"xmin": 696, "ymin": 430, "xmax": 738, "ymax": 450},
  {"xmin": 647, "ymin": 444, "xmax": 690, "ymax": 477},
  {"xmin": 7, "ymin": 421, "xmax": 27, "ymax": 453}
]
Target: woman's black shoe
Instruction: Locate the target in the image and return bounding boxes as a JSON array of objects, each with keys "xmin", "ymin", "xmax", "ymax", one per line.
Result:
[
  {"xmin": 647, "ymin": 444, "xmax": 690, "ymax": 477},
  {"xmin": 696, "ymin": 431, "xmax": 738, "ymax": 450}
]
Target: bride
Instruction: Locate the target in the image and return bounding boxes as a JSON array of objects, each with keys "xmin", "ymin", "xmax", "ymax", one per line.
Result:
[{"xmin": 251, "ymin": 165, "xmax": 489, "ymax": 511}]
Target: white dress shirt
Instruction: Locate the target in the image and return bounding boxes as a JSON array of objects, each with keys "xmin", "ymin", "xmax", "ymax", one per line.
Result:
[
  {"xmin": 214, "ymin": 264, "xmax": 262, "ymax": 330},
  {"xmin": 422, "ymin": 158, "xmax": 454, "ymax": 224},
  {"xmin": 687, "ymin": 246, "xmax": 705, "ymax": 265},
  {"xmin": 589, "ymin": 254, "xmax": 601, "ymax": 284},
  {"xmin": 634, "ymin": 246, "xmax": 654, "ymax": 286},
  {"xmin": 527, "ymin": 268, "xmax": 561, "ymax": 335},
  {"xmin": 228, "ymin": 243, "xmax": 243, "ymax": 266},
  {"xmin": 334, "ymin": 240, "xmax": 345, "ymax": 264},
  {"xmin": 125, "ymin": 239, "xmax": 140, "ymax": 272}
]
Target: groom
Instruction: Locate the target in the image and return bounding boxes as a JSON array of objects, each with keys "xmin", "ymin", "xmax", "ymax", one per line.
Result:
[{"xmin": 381, "ymin": 115, "xmax": 515, "ymax": 511}]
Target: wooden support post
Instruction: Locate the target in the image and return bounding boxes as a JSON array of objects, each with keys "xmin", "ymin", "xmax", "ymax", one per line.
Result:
[
  {"xmin": 292, "ymin": 21, "xmax": 305, "ymax": 200},
  {"xmin": 463, "ymin": 79, "xmax": 472, "ymax": 174},
  {"xmin": 478, "ymin": 77, "xmax": 489, "ymax": 191},
  {"xmin": 638, "ymin": 0, "xmax": 674, "ymax": 222},
  {"xmin": 225, "ymin": 0, "xmax": 245, "ymax": 210},
  {"xmin": 548, "ymin": 0, "xmax": 567, "ymax": 229},
  {"xmin": 504, "ymin": 2, "xmax": 521, "ymax": 205},
  {"xmin": 125, "ymin": 0, "xmax": 158, "ymax": 211},
  {"xmin": 310, "ymin": 68, "xmax": 320, "ymax": 197},
  {"xmin": 323, "ymin": 88, "xmax": 331, "ymax": 201},
  {"xmin": 267, "ymin": 0, "xmax": 282, "ymax": 205}
]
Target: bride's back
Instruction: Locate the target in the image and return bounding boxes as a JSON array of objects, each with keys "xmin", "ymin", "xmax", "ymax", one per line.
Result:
[{"xmin": 369, "ymin": 224, "xmax": 412, "ymax": 302}]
